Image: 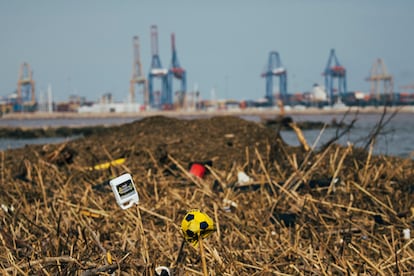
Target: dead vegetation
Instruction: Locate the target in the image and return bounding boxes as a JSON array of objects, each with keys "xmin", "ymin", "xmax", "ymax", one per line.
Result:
[{"xmin": 0, "ymin": 115, "xmax": 413, "ymax": 275}]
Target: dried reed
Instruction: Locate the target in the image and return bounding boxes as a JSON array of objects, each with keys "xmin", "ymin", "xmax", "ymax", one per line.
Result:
[{"xmin": 0, "ymin": 116, "xmax": 412, "ymax": 275}]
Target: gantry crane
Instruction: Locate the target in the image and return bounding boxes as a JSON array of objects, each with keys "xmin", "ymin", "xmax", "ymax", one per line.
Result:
[
  {"xmin": 148, "ymin": 25, "xmax": 169, "ymax": 108},
  {"xmin": 17, "ymin": 62, "xmax": 36, "ymax": 110},
  {"xmin": 261, "ymin": 51, "xmax": 287, "ymax": 106},
  {"xmin": 168, "ymin": 32, "xmax": 186, "ymax": 108},
  {"xmin": 323, "ymin": 49, "xmax": 347, "ymax": 105},
  {"xmin": 130, "ymin": 36, "xmax": 148, "ymax": 105},
  {"xmin": 366, "ymin": 58, "xmax": 394, "ymax": 105}
]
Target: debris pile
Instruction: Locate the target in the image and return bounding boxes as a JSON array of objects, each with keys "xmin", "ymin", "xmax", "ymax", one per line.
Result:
[{"xmin": 0, "ymin": 115, "xmax": 413, "ymax": 275}]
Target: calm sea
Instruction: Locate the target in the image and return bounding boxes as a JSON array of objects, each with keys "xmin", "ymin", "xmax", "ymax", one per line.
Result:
[{"xmin": 0, "ymin": 112, "xmax": 412, "ymax": 159}]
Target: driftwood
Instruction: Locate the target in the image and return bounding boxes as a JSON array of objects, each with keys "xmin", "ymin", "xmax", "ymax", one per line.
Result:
[{"xmin": 0, "ymin": 115, "xmax": 412, "ymax": 275}]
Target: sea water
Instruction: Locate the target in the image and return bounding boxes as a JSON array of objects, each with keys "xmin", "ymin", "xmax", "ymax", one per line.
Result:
[
  {"xmin": 278, "ymin": 112, "xmax": 414, "ymax": 159},
  {"xmin": 0, "ymin": 137, "xmax": 77, "ymax": 151}
]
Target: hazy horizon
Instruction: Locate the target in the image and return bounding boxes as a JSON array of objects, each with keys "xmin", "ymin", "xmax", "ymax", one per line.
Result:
[{"xmin": 1, "ymin": 0, "xmax": 413, "ymax": 103}]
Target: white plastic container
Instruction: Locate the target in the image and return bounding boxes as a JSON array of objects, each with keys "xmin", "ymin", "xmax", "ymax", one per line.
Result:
[{"xmin": 109, "ymin": 173, "xmax": 139, "ymax": 210}]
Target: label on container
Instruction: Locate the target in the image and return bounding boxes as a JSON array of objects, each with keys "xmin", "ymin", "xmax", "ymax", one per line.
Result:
[{"xmin": 116, "ymin": 179, "xmax": 135, "ymax": 198}]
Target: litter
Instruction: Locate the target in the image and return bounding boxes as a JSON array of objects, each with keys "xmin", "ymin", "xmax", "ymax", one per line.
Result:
[
  {"xmin": 403, "ymin": 228, "xmax": 410, "ymax": 240},
  {"xmin": 109, "ymin": 173, "xmax": 139, "ymax": 210},
  {"xmin": 90, "ymin": 158, "xmax": 126, "ymax": 171},
  {"xmin": 237, "ymin": 171, "xmax": 252, "ymax": 185},
  {"xmin": 189, "ymin": 160, "xmax": 212, "ymax": 178}
]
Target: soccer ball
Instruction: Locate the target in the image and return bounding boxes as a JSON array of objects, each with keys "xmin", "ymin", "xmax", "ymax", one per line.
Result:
[{"xmin": 181, "ymin": 209, "xmax": 216, "ymax": 247}]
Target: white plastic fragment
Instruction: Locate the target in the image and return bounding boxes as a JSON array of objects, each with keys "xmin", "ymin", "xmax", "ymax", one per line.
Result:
[
  {"xmin": 155, "ymin": 266, "xmax": 171, "ymax": 276},
  {"xmin": 223, "ymin": 198, "xmax": 238, "ymax": 212},
  {"xmin": 403, "ymin": 228, "xmax": 410, "ymax": 240},
  {"xmin": 237, "ymin": 171, "xmax": 252, "ymax": 185},
  {"xmin": 1, "ymin": 204, "xmax": 14, "ymax": 213}
]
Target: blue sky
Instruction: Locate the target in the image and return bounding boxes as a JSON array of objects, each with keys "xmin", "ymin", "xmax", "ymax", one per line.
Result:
[{"xmin": 1, "ymin": 0, "xmax": 413, "ymax": 103}]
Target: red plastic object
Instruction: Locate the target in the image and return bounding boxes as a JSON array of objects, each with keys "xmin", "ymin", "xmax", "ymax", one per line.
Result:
[{"xmin": 189, "ymin": 163, "xmax": 206, "ymax": 178}]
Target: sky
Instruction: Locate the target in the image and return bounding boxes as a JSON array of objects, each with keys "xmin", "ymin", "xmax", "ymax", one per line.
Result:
[{"xmin": 1, "ymin": 0, "xmax": 414, "ymax": 103}]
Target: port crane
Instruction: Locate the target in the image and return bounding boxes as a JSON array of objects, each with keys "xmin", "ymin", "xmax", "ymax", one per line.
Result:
[
  {"xmin": 366, "ymin": 58, "xmax": 394, "ymax": 105},
  {"xmin": 17, "ymin": 62, "xmax": 36, "ymax": 111},
  {"xmin": 261, "ymin": 51, "xmax": 287, "ymax": 106},
  {"xmin": 168, "ymin": 32, "xmax": 187, "ymax": 108},
  {"xmin": 130, "ymin": 36, "xmax": 148, "ymax": 105},
  {"xmin": 148, "ymin": 25, "xmax": 169, "ymax": 108},
  {"xmin": 323, "ymin": 49, "xmax": 347, "ymax": 105}
]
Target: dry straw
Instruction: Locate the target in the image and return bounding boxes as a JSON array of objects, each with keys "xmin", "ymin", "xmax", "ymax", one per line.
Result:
[{"xmin": 0, "ymin": 114, "xmax": 413, "ymax": 275}]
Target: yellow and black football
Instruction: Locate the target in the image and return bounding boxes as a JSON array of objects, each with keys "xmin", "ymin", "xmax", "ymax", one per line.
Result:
[{"xmin": 181, "ymin": 209, "xmax": 216, "ymax": 247}]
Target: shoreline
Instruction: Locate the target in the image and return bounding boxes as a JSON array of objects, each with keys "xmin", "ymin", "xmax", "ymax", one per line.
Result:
[{"xmin": 1, "ymin": 105, "xmax": 413, "ymax": 120}]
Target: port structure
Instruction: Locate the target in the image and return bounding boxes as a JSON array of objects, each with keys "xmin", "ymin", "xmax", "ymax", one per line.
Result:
[
  {"xmin": 130, "ymin": 36, "xmax": 148, "ymax": 105},
  {"xmin": 366, "ymin": 58, "xmax": 394, "ymax": 105},
  {"xmin": 261, "ymin": 51, "xmax": 287, "ymax": 106},
  {"xmin": 17, "ymin": 62, "xmax": 36, "ymax": 110},
  {"xmin": 323, "ymin": 49, "xmax": 347, "ymax": 105},
  {"xmin": 168, "ymin": 32, "xmax": 187, "ymax": 108},
  {"xmin": 399, "ymin": 84, "xmax": 414, "ymax": 91},
  {"xmin": 148, "ymin": 25, "xmax": 169, "ymax": 108}
]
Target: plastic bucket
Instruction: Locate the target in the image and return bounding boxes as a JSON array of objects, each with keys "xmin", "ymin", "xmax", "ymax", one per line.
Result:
[{"xmin": 189, "ymin": 163, "xmax": 206, "ymax": 178}]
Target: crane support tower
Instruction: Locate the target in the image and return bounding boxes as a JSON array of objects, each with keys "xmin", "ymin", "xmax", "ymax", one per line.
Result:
[
  {"xmin": 261, "ymin": 51, "xmax": 287, "ymax": 106},
  {"xmin": 130, "ymin": 36, "xmax": 148, "ymax": 106},
  {"xmin": 168, "ymin": 32, "xmax": 187, "ymax": 108},
  {"xmin": 366, "ymin": 58, "xmax": 394, "ymax": 106},
  {"xmin": 323, "ymin": 49, "xmax": 347, "ymax": 105},
  {"xmin": 17, "ymin": 62, "xmax": 36, "ymax": 111},
  {"xmin": 148, "ymin": 25, "xmax": 169, "ymax": 108}
]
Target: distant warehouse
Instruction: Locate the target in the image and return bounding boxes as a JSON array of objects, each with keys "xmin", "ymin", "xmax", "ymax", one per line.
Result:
[{"xmin": 78, "ymin": 102, "xmax": 142, "ymax": 113}]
